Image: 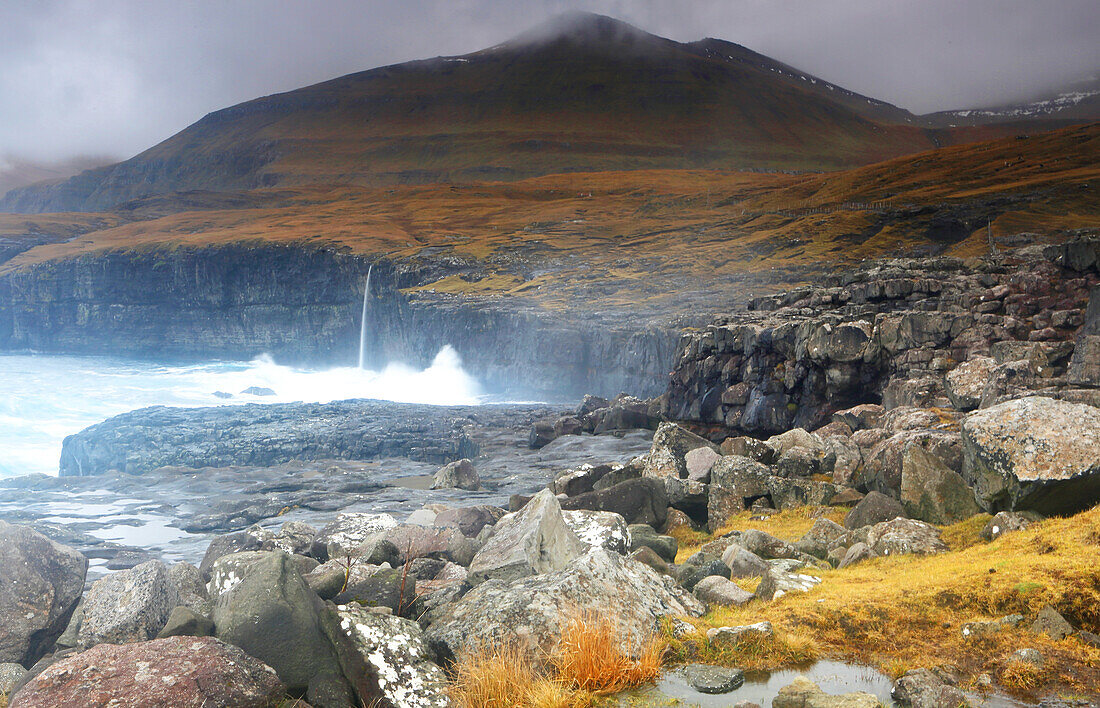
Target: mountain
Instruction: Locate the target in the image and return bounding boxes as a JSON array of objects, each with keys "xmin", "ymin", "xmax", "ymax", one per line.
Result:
[
  {"xmin": 0, "ymin": 155, "xmax": 112, "ymax": 197},
  {"xmin": 1, "ymin": 12, "xmax": 943, "ymax": 214},
  {"xmin": 925, "ymin": 73, "xmax": 1100, "ymax": 127}
]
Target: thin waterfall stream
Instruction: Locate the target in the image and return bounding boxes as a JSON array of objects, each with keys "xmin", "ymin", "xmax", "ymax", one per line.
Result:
[{"xmin": 358, "ymin": 264, "xmax": 372, "ymax": 369}]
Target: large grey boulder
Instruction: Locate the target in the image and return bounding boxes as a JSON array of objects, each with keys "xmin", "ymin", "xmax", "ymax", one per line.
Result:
[
  {"xmin": 322, "ymin": 604, "xmax": 451, "ymax": 708},
  {"xmin": 207, "ymin": 551, "xmax": 318, "ymax": 598},
  {"xmin": 844, "ymin": 491, "xmax": 906, "ymax": 530},
  {"xmin": 78, "ymin": 560, "xmax": 178, "ymax": 649},
  {"xmin": 754, "ymin": 567, "xmax": 822, "ymax": 601},
  {"xmin": 710, "ymin": 454, "xmax": 771, "ymax": 501},
  {"xmin": 961, "ymin": 397, "xmax": 1100, "ymax": 514},
  {"xmin": 866, "ymin": 518, "xmax": 947, "ymax": 557},
  {"xmin": 467, "ymin": 489, "xmax": 586, "ymax": 585},
  {"xmin": 10, "ymin": 636, "xmax": 285, "ymax": 708},
  {"xmin": 560, "ymin": 477, "xmax": 669, "ymax": 527},
  {"xmin": 795, "ymin": 517, "xmax": 848, "ymax": 560},
  {"xmin": 212, "ymin": 551, "xmax": 345, "ymax": 695},
  {"xmin": 891, "ymin": 668, "xmax": 969, "ymax": 708},
  {"xmin": 980, "ymin": 511, "xmax": 1039, "ymax": 542},
  {"xmin": 945, "ymin": 356, "xmax": 998, "ymax": 411},
  {"xmin": 198, "ymin": 525, "xmax": 273, "ymax": 580},
  {"xmin": 693, "ymin": 576, "xmax": 754, "ymax": 607},
  {"xmin": 167, "ymin": 562, "xmax": 212, "ymax": 616},
  {"xmin": 430, "ymin": 458, "xmax": 481, "ymax": 491},
  {"xmin": 0, "ymin": 521, "xmax": 86, "ymax": 666},
  {"xmin": 312, "ymin": 512, "xmax": 399, "ymax": 561},
  {"xmin": 0, "ymin": 663, "xmax": 28, "ymax": 694},
  {"xmin": 561, "ymin": 510, "xmax": 631, "ymax": 554},
  {"xmin": 720, "ymin": 544, "xmax": 771, "ymax": 578},
  {"xmin": 643, "ymin": 422, "xmax": 719, "ymax": 479},
  {"xmin": 426, "ymin": 547, "xmax": 704, "ymax": 664},
  {"xmin": 900, "ymin": 444, "xmax": 981, "ymax": 525}
]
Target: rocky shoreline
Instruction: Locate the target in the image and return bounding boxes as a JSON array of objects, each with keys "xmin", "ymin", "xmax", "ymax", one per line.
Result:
[{"xmin": 3, "ymin": 244, "xmax": 1100, "ymax": 707}]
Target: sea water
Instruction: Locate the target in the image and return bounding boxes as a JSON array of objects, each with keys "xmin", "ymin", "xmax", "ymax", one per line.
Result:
[{"xmin": 0, "ymin": 346, "xmax": 483, "ymax": 478}]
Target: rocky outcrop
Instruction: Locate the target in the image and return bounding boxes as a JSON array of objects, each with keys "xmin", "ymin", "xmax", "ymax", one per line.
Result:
[
  {"xmin": 961, "ymin": 396, "xmax": 1100, "ymax": 514},
  {"xmin": 430, "ymin": 458, "xmax": 480, "ymax": 491},
  {"xmin": 0, "ymin": 521, "xmax": 87, "ymax": 667},
  {"xmin": 774, "ymin": 676, "xmax": 881, "ymax": 708},
  {"xmin": 665, "ymin": 253, "xmax": 1096, "ymax": 434},
  {"xmin": 10, "ymin": 636, "xmax": 285, "ymax": 708},
  {"xmin": 426, "ymin": 547, "xmax": 704, "ymax": 664},
  {"xmin": 59, "ymin": 400, "xmax": 551, "ymax": 476}
]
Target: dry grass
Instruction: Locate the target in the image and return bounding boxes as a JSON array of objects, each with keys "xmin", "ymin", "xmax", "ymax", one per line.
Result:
[
  {"xmin": 552, "ymin": 613, "xmax": 663, "ymax": 695},
  {"xmin": 692, "ymin": 506, "xmax": 1100, "ymax": 700},
  {"xmin": 664, "ymin": 618, "xmax": 820, "ymax": 672},
  {"xmin": 0, "ymin": 692, "xmax": 7, "ymax": 708},
  {"xmin": 676, "ymin": 506, "xmax": 847, "ymax": 563},
  {"xmin": 447, "ymin": 612, "xmax": 664, "ymax": 707}
]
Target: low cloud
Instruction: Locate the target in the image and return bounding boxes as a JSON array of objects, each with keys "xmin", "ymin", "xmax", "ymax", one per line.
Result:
[{"xmin": 0, "ymin": 0, "xmax": 1096, "ymax": 163}]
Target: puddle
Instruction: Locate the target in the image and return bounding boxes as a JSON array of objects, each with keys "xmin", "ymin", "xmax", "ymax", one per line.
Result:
[{"xmin": 611, "ymin": 660, "xmax": 1028, "ymax": 708}]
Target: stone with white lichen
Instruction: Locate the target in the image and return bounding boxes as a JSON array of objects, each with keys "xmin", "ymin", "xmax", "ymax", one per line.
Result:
[
  {"xmin": 322, "ymin": 603, "xmax": 451, "ymax": 707},
  {"xmin": 961, "ymin": 396, "xmax": 1100, "ymax": 515}
]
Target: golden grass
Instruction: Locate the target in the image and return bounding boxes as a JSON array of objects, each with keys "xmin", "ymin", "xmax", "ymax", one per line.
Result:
[
  {"xmin": 691, "ymin": 506, "xmax": 1100, "ymax": 699},
  {"xmin": 676, "ymin": 506, "xmax": 847, "ymax": 563},
  {"xmin": 447, "ymin": 612, "xmax": 663, "ymax": 707},
  {"xmin": 0, "ymin": 692, "xmax": 7, "ymax": 708},
  {"xmin": 663, "ymin": 619, "xmax": 820, "ymax": 672}
]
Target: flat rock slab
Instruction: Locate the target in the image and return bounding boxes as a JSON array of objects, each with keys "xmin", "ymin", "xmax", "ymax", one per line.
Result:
[
  {"xmin": 683, "ymin": 664, "xmax": 745, "ymax": 694},
  {"xmin": 59, "ymin": 400, "xmax": 554, "ymax": 476}
]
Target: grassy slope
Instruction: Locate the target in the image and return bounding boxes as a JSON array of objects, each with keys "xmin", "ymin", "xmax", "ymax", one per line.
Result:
[
  {"xmin": 3, "ymin": 124, "xmax": 1096, "ymax": 317},
  {"xmin": 669, "ymin": 506, "xmax": 1100, "ymax": 701}
]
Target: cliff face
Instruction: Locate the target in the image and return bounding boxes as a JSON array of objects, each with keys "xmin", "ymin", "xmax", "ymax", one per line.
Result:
[{"xmin": 0, "ymin": 244, "xmax": 677, "ymax": 399}]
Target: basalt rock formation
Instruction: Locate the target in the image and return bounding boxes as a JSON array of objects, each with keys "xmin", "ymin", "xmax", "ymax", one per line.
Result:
[{"xmin": 665, "ymin": 246, "xmax": 1099, "ymax": 436}]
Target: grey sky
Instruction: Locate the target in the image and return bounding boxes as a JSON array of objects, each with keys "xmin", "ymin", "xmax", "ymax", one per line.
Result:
[{"xmin": 1, "ymin": 0, "xmax": 1097, "ymax": 164}]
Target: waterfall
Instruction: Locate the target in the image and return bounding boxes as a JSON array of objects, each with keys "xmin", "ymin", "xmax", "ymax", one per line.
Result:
[{"xmin": 358, "ymin": 264, "xmax": 372, "ymax": 369}]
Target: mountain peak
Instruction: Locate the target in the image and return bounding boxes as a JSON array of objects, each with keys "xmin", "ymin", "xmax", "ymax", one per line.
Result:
[{"xmin": 502, "ymin": 12, "xmax": 663, "ymax": 51}]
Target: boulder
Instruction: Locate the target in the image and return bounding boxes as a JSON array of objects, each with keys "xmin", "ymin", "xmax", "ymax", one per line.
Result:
[
  {"xmin": 467, "ymin": 489, "xmax": 585, "ymax": 585},
  {"xmin": 212, "ymin": 551, "xmax": 345, "ymax": 694},
  {"xmin": 628, "ymin": 524, "xmax": 678, "ymax": 563},
  {"xmin": 891, "ymin": 668, "xmax": 968, "ymax": 708},
  {"xmin": 10, "ymin": 637, "xmax": 284, "ymax": 708},
  {"xmin": 795, "ymin": 518, "xmax": 848, "ymax": 560},
  {"xmin": 430, "ymin": 458, "xmax": 481, "ymax": 491},
  {"xmin": 961, "ymin": 397, "xmax": 1100, "ymax": 514},
  {"xmin": 720, "ymin": 545, "xmax": 771, "ymax": 578},
  {"xmin": 675, "ymin": 559, "xmax": 732, "ymax": 592},
  {"xmin": 832, "ymin": 404, "xmax": 885, "ymax": 431},
  {"xmin": 167, "ymin": 562, "xmax": 212, "ymax": 616},
  {"xmin": 333, "ymin": 565, "xmax": 417, "ymax": 615},
  {"xmin": 560, "ymin": 477, "xmax": 669, "ymax": 527},
  {"xmin": 774, "ymin": 676, "xmax": 880, "ymax": 708},
  {"xmin": 720, "ymin": 436, "xmax": 776, "ymax": 463},
  {"xmin": 197, "ymin": 526, "xmax": 273, "ymax": 581},
  {"xmin": 550, "ymin": 463, "xmax": 613, "ymax": 496},
  {"xmin": 561, "ymin": 510, "xmax": 631, "ymax": 554},
  {"xmin": 156, "ymin": 606, "xmax": 216, "ymax": 639},
  {"xmin": 425, "ymin": 548, "xmax": 704, "ymax": 664},
  {"xmin": 270, "ymin": 521, "xmax": 319, "ymax": 556},
  {"xmin": 766, "ymin": 428, "xmax": 825, "ymax": 457},
  {"xmin": 706, "ymin": 621, "xmax": 774, "ymax": 649},
  {"xmin": 380, "ymin": 525, "xmax": 476, "ymax": 566},
  {"xmin": 643, "ymin": 422, "xmax": 719, "ymax": 479},
  {"xmin": 78, "ymin": 560, "xmax": 178, "ymax": 649},
  {"xmin": 767, "ymin": 477, "xmax": 839, "ymax": 510},
  {"xmin": 685, "ymin": 447, "xmax": 721, "ymax": 483},
  {"xmin": 628, "ymin": 546, "xmax": 671, "ymax": 576},
  {"xmin": 683, "ymin": 664, "xmax": 745, "ymax": 694},
  {"xmin": 207, "ymin": 551, "xmax": 318, "ymax": 597},
  {"xmin": 860, "ymin": 430, "xmax": 962, "ymax": 497},
  {"xmin": 838, "ymin": 542, "xmax": 876, "ymax": 569},
  {"xmin": 710, "ymin": 455, "xmax": 771, "ymax": 500},
  {"xmin": 979, "ymin": 511, "xmax": 1038, "ymax": 542},
  {"xmin": 738, "ymin": 529, "xmax": 798, "ymax": 560},
  {"xmin": 1030, "ymin": 605, "xmax": 1074, "ymax": 640},
  {"xmin": 866, "ymin": 518, "xmax": 947, "ymax": 557},
  {"xmin": 754, "ymin": 568, "xmax": 822, "ymax": 601},
  {"xmin": 776, "ymin": 447, "xmax": 820, "ymax": 478},
  {"xmin": 0, "ymin": 521, "xmax": 86, "ymax": 666},
  {"xmin": 434, "ymin": 505, "xmax": 506, "ymax": 537},
  {"xmin": 844, "ymin": 491, "xmax": 906, "ymax": 530},
  {"xmin": 321, "ymin": 604, "xmax": 451, "ymax": 708},
  {"xmin": 707, "ymin": 486, "xmax": 744, "ymax": 533},
  {"xmin": 945, "ymin": 357, "xmax": 998, "ymax": 411},
  {"xmin": 693, "ymin": 576, "xmax": 755, "ymax": 607},
  {"xmin": 312, "ymin": 513, "xmax": 399, "ymax": 561},
  {"xmin": 0, "ymin": 663, "xmax": 28, "ymax": 695},
  {"xmin": 900, "ymin": 444, "xmax": 981, "ymax": 525}
]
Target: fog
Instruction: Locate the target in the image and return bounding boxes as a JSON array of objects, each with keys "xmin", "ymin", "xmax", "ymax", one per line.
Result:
[{"xmin": 1, "ymin": 0, "xmax": 1096, "ymax": 165}]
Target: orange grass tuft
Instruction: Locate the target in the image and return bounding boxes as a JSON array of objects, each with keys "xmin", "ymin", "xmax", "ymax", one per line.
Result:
[{"xmin": 551, "ymin": 612, "xmax": 663, "ymax": 695}]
